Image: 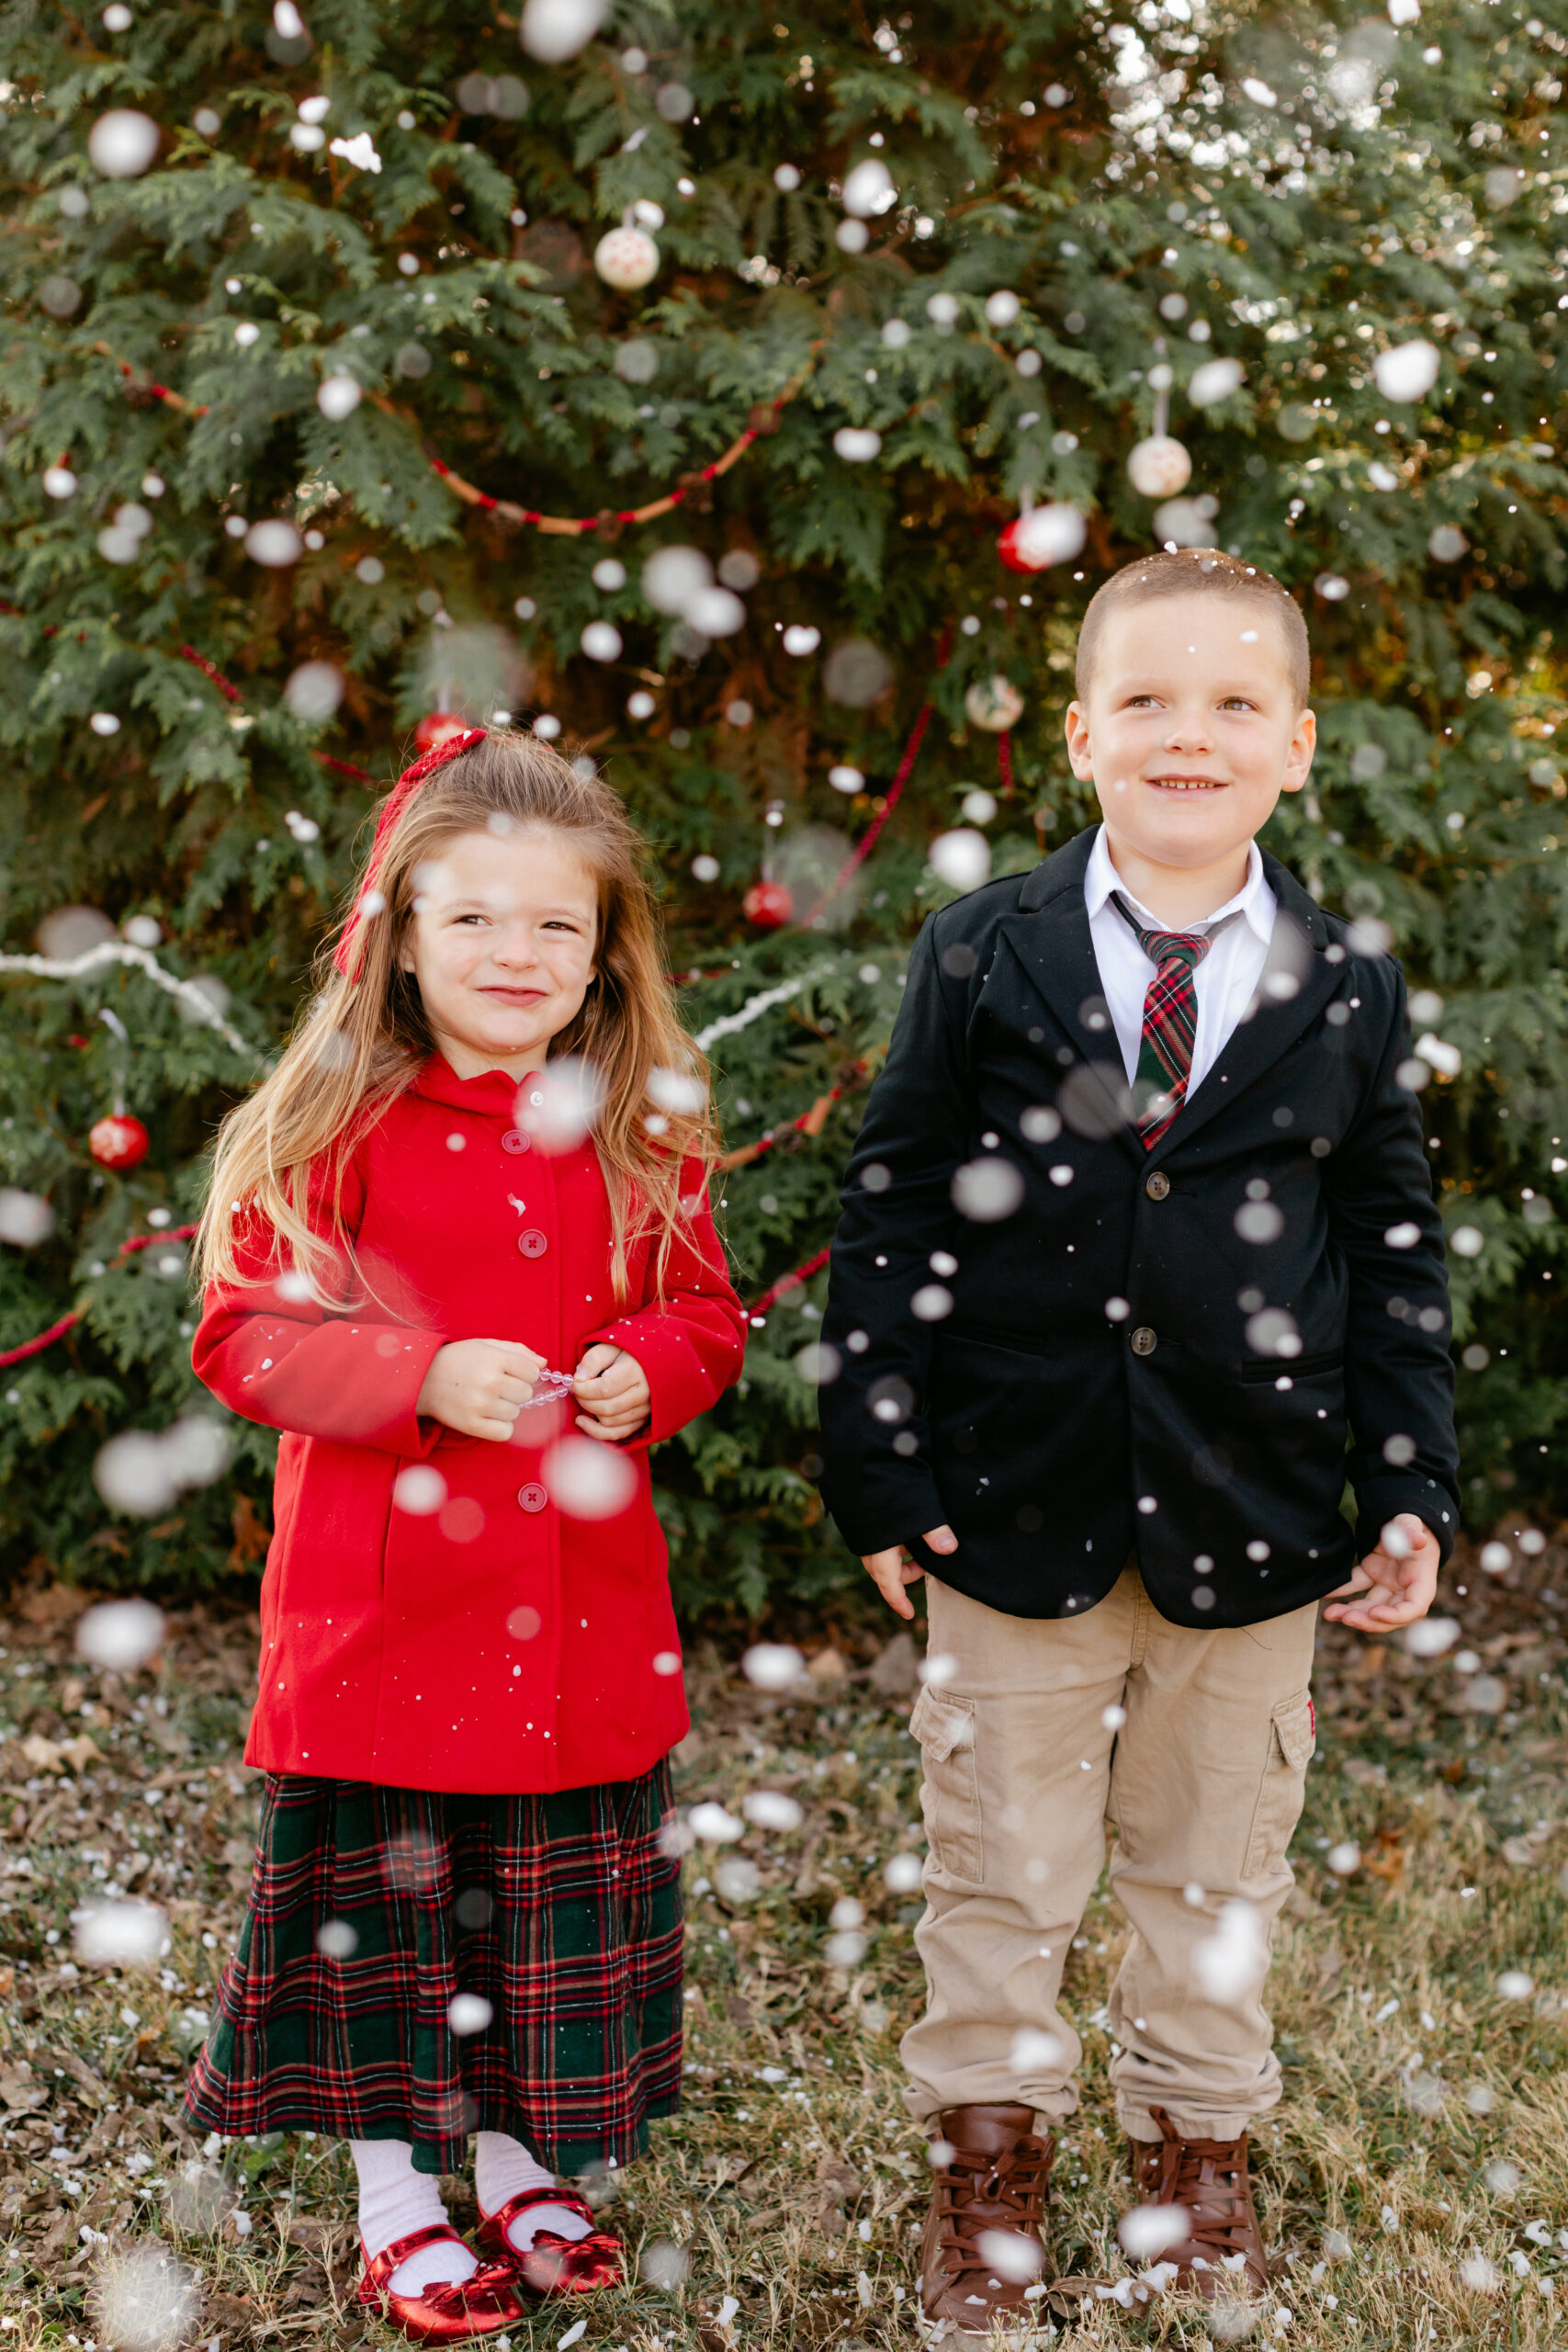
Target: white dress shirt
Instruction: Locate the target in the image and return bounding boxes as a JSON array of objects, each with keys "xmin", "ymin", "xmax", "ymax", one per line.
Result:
[{"xmin": 1084, "ymin": 824, "xmax": 1278, "ymax": 1098}]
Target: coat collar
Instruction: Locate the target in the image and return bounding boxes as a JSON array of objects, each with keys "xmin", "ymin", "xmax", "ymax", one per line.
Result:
[
  {"xmin": 998, "ymin": 824, "xmax": 1340, "ymax": 1162},
  {"xmin": 406, "ymin": 1053, "xmax": 541, "ymax": 1114}
]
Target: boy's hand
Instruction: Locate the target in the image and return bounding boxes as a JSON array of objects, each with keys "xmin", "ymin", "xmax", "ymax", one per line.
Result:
[
  {"xmin": 1322, "ymin": 1511, "xmax": 1439, "ymax": 1632},
  {"xmin": 417, "ymin": 1338, "xmax": 546, "ymax": 1442},
  {"xmin": 862, "ymin": 1525, "xmax": 958, "ymax": 1621},
  {"xmin": 572, "ymin": 1342, "xmax": 651, "ymax": 1442}
]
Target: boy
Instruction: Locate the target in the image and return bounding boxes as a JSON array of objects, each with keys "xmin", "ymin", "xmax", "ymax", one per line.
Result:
[{"xmin": 818, "ymin": 548, "xmax": 1458, "ymax": 2332}]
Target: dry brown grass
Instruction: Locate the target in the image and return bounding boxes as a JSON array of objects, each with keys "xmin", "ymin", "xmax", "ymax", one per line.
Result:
[{"xmin": 2, "ymin": 1541, "xmax": 1567, "ymax": 2350}]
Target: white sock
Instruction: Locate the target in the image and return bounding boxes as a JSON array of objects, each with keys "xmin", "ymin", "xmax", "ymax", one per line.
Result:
[
  {"xmin": 474, "ymin": 2131, "xmax": 592, "ymax": 2251},
  {"xmin": 351, "ymin": 2138, "xmax": 479, "ymax": 2294}
]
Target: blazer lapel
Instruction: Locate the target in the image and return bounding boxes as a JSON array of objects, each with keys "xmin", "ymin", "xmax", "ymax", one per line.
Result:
[
  {"xmin": 994, "ymin": 826, "xmax": 1146, "ymax": 1170},
  {"xmin": 995, "ymin": 827, "xmax": 1124, "ymax": 1068},
  {"xmin": 1146, "ymin": 849, "xmax": 1342, "ymax": 1160}
]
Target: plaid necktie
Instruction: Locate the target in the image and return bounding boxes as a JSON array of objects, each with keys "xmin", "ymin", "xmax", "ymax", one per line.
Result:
[{"xmin": 1111, "ymin": 893, "xmax": 1240, "ymax": 1148}]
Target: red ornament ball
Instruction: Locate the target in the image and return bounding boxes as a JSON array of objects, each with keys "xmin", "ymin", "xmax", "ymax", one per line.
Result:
[
  {"xmin": 89, "ymin": 1114, "xmax": 150, "ymax": 1171},
  {"xmin": 414, "ymin": 710, "xmax": 469, "ymax": 755},
  {"xmin": 742, "ymin": 878, "xmax": 794, "ymax": 930}
]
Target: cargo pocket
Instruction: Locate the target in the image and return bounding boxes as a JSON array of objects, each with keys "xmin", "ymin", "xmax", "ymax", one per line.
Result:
[
  {"xmin": 1242, "ymin": 1690, "xmax": 1316, "ymax": 1882},
  {"xmin": 910, "ymin": 1683, "xmax": 984, "ymax": 1887}
]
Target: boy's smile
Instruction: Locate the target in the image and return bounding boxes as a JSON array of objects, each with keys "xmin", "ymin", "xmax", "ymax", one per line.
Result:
[{"xmin": 1065, "ymin": 593, "xmax": 1316, "ymax": 926}]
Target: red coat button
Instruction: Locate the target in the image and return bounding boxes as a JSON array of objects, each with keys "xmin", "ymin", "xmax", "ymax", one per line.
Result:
[
  {"xmin": 517, "ymin": 1482, "xmax": 547, "ymax": 1513},
  {"xmin": 501, "ymin": 1129, "xmax": 530, "ymax": 1155},
  {"xmin": 518, "ymin": 1229, "xmax": 547, "ymax": 1258}
]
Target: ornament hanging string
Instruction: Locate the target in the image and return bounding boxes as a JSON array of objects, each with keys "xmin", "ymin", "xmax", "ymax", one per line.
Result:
[{"xmin": 0, "ymin": 1225, "xmax": 198, "ymax": 1371}]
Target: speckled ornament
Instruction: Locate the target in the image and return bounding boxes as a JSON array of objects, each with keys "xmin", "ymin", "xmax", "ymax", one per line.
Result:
[
  {"xmin": 593, "ymin": 226, "xmax": 660, "ymax": 290},
  {"xmin": 89, "ymin": 1114, "xmax": 150, "ymax": 1171},
  {"xmin": 1127, "ymin": 435, "xmax": 1192, "ymax": 499},
  {"xmin": 964, "ymin": 675, "xmax": 1025, "ymax": 734}
]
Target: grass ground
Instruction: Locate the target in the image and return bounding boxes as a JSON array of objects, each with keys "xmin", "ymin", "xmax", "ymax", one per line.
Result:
[{"xmin": 2, "ymin": 1539, "xmax": 1567, "ymax": 2352}]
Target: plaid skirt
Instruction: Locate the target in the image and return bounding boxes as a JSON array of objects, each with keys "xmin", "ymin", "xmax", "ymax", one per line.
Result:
[{"xmin": 183, "ymin": 1761, "xmax": 683, "ymax": 2177}]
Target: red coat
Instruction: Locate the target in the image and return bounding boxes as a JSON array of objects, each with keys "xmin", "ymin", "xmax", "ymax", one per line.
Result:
[{"xmin": 194, "ymin": 1056, "xmax": 746, "ymax": 1794}]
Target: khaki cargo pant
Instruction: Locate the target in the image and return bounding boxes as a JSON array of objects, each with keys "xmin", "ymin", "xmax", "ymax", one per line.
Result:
[{"xmin": 901, "ymin": 1563, "xmax": 1317, "ymax": 2144}]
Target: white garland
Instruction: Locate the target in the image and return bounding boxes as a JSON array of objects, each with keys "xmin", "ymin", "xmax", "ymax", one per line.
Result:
[
  {"xmin": 0, "ymin": 941, "xmax": 261, "ymax": 1062},
  {"xmin": 691, "ymin": 962, "xmax": 833, "ymax": 1055},
  {"xmin": 3, "ymin": 944, "xmax": 836, "ymax": 1072}
]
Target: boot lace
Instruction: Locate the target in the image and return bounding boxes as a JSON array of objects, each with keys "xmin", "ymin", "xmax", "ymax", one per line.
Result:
[
  {"xmin": 934, "ymin": 2132, "xmax": 1054, "ymax": 2284},
  {"xmin": 1137, "ymin": 2112, "xmax": 1258, "ymax": 2270}
]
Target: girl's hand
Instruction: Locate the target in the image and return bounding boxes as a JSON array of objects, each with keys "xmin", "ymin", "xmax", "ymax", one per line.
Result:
[
  {"xmin": 572, "ymin": 1343, "xmax": 651, "ymax": 1442},
  {"xmin": 416, "ymin": 1338, "xmax": 546, "ymax": 1442},
  {"xmin": 1322, "ymin": 1511, "xmax": 1439, "ymax": 1632}
]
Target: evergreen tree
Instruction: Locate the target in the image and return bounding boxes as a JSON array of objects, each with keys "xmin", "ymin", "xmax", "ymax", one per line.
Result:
[{"xmin": 2, "ymin": 0, "xmax": 1565, "ymax": 1615}]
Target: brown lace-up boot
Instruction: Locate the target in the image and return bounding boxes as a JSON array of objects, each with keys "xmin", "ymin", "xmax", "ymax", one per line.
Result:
[
  {"xmin": 1126, "ymin": 2105, "xmax": 1269, "ymax": 2299},
  {"xmin": 919, "ymin": 2104, "xmax": 1055, "ymax": 2338}
]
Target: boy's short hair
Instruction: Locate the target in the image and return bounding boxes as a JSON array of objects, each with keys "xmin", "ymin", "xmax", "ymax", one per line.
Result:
[{"xmin": 1075, "ymin": 547, "xmax": 1311, "ymax": 710}]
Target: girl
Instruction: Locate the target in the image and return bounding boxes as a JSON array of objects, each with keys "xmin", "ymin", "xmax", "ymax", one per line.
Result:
[{"xmin": 182, "ymin": 728, "xmax": 746, "ymax": 2343}]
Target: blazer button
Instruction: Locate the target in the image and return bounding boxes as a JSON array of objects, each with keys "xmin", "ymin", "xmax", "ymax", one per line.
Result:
[
  {"xmin": 501, "ymin": 1129, "xmax": 531, "ymax": 1156},
  {"xmin": 1131, "ymin": 1327, "xmax": 1158, "ymax": 1356},
  {"xmin": 517, "ymin": 1482, "xmax": 547, "ymax": 1513},
  {"xmin": 517, "ymin": 1228, "xmax": 547, "ymax": 1258},
  {"xmin": 1145, "ymin": 1170, "xmax": 1170, "ymax": 1201}
]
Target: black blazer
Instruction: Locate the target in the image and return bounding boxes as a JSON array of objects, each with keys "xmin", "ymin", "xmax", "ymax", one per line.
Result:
[{"xmin": 818, "ymin": 824, "xmax": 1460, "ymax": 1627}]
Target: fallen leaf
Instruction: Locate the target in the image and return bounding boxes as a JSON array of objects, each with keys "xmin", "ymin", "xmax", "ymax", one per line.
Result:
[
  {"xmin": 0, "ymin": 2066, "xmax": 47, "ymax": 2113},
  {"xmin": 815, "ymin": 2149, "xmax": 863, "ymax": 2228},
  {"xmin": 18, "ymin": 1581, "xmax": 93, "ymax": 1624}
]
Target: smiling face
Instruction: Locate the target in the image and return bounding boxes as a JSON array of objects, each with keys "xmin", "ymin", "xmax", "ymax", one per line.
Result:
[
  {"xmin": 1065, "ymin": 591, "xmax": 1316, "ymax": 896},
  {"xmin": 397, "ymin": 824, "xmax": 600, "ymax": 1079}
]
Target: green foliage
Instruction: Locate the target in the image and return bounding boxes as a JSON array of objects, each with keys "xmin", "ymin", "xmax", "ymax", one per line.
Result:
[{"xmin": 2, "ymin": 0, "xmax": 1567, "ymax": 1611}]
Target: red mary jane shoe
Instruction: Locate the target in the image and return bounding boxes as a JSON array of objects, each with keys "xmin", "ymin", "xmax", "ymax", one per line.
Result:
[
  {"xmin": 474, "ymin": 2187, "xmax": 626, "ymax": 2297},
  {"xmin": 356, "ymin": 2224, "xmax": 521, "ymax": 2344}
]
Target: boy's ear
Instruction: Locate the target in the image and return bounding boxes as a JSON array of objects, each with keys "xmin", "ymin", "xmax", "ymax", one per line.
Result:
[
  {"xmin": 1064, "ymin": 699, "xmax": 1097, "ymax": 782},
  {"xmin": 1279, "ymin": 703, "xmax": 1317, "ymax": 795}
]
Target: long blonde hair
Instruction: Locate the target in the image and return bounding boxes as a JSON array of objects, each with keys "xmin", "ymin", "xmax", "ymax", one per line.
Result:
[{"xmin": 198, "ymin": 731, "xmax": 716, "ymax": 1305}]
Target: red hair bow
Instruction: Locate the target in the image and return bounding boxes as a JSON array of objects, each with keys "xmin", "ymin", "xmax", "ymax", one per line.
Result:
[{"xmin": 333, "ymin": 726, "xmax": 488, "ymax": 977}]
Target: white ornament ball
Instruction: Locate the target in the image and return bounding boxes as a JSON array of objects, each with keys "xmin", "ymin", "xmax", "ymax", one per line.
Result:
[
  {"xmin": 964, "ymin": 675, "xmax": 1025, "ymax": 733},
  {"xmin": 1127, "ymin": 435, "xmax": 1192, "ymax": 499},
  {"xmin": 594, "ymin": 226, "xmax": 660, "ymax": 290}
]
